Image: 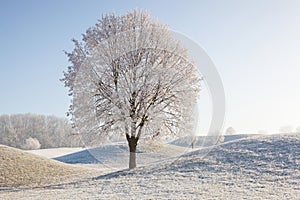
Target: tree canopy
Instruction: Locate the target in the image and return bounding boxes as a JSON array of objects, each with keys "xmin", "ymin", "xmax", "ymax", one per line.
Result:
[{"xmin": 62, "ymin": 10, "xmax": 200, "ymax": 168}]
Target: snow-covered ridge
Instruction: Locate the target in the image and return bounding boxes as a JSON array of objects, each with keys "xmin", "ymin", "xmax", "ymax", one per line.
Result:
[
  {"xmin": 169, "ymin": 134, "xmax": 260, "ymax": 147},
  {"xmin": 96, "ymin": 134, "xmax": 300, "ymax": 178},
  {"xmin": 1, "ymin": 134, "xmax": 300, "ymax": 199}
]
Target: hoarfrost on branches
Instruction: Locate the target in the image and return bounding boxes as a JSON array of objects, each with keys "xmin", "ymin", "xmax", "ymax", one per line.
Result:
[{"xmin": 62, "ymin": 10, "xmax": 200, "ymax": 168}]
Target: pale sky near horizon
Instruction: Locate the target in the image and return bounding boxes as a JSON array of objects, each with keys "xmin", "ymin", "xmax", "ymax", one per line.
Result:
[{"xmin": 0, "ymin": 0, "xmax": 300, "ymax": 134}]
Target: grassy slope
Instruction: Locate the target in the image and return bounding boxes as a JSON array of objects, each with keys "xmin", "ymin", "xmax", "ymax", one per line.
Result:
[{"xmin": 0, "ymin": 145, "xmax": 91, "ymax": 188}]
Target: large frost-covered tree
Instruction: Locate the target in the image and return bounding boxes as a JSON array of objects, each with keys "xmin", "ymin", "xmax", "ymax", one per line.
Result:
[{"xmin": 61, "ymin": 10, "xmax": 200, "ymax": 169}]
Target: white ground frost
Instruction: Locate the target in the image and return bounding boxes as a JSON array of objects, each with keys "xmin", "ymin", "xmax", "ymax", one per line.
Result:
[{"xmin": 1, "ymin": 134, "xmax": 300, "ymax": 199}]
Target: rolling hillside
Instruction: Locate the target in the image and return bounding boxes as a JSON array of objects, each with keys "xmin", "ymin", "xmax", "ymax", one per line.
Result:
[
  {"xmin": 1, "ymin": 134, "xmax": 300, "ymax": 199},
  {"xmin": 0, "ymin": 145, "xmax": 95, "ymax": 188}
]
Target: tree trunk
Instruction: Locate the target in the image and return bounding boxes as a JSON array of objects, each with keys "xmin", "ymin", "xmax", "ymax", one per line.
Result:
[
  {"xmin": 126, "ymin": 134, "xmax": 138, "ymax": 169},
  {"xmin": 129, "ymin": 152, "xmax": 136, "ymax": 169}
]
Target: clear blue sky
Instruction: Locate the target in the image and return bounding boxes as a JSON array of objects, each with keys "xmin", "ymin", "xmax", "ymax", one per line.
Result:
[{"xmin": 1, "ymin": 0, "xmax": 300, "ymax": 133}]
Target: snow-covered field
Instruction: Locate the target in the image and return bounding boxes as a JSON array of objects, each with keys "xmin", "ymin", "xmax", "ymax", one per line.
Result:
[
  {"xmin": 27, "ymin": 147, "xmax": 86, "ymax": 159},
  {"xmin": 53, "ymin": 141, "xmax": 189, "ymax": 170},
  {"xmin": 1, "ymin": 134, "xmax": 300, "ymax": 199}
]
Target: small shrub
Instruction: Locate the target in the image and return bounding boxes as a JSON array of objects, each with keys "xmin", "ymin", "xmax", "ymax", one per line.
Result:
[{"xmin": 22, "ymin": 137, "xmax": 41, "ymax": 150}]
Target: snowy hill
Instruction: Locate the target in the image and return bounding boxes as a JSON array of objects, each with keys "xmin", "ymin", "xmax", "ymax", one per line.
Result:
[
  {"xmin": 27, "ymin": 147, "xmax": 85, "ymax": 159},
  {"xmin": 1, "ymin": 134, "xmax": 300, "ymax": 199},
  {"xmin": 54, "ymin": 142, "xmax": 188, "ymax": 169},
  {"xmin": 223, "ymin": 134, "xmax": 261, "ymax": 142},
  {"xmin": 170, "ymin": 134, "xmax": 258, "ymax": 147},
  {"xmin": 92, "ymin": 134, "xmax": 300, "ymax": 199}
]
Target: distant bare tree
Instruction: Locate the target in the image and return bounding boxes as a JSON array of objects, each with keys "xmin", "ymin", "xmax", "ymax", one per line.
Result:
[
  {"xmin": 225, "ymin": 127, "xmax": 236, "ymax": 135},
  {"xmin": 61, "ymin": 10, "xmax": 200, "ymax": 169},
  {"xmin": 216, "ymin": 134, "xmax": 224, "ymax": 144}
]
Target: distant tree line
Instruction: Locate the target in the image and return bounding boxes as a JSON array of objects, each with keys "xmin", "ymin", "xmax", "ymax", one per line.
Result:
[{"xmin": 0, "ymin": 113, "xmax": 83, "ymax": 149}]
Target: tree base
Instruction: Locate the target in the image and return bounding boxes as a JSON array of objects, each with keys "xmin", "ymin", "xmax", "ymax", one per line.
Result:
[
  {"xmin": 126, "ymin": 135, "xmax": 138, "ymax": 169},
  {"xmin": 129, "ymin": 152, "xmax": 136, "ymax": 169}
]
